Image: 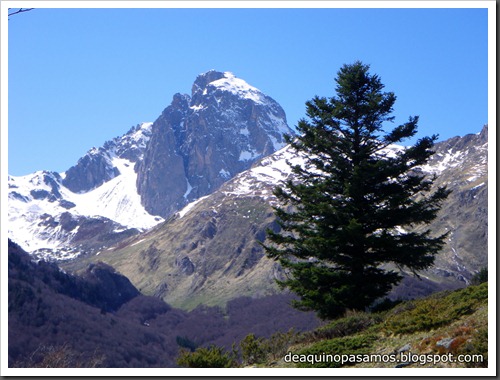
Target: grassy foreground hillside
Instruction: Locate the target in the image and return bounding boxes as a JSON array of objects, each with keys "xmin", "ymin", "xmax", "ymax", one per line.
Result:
[{"xmin": 178, "ymin": 282, "xmax": 488, "ymax": 369}]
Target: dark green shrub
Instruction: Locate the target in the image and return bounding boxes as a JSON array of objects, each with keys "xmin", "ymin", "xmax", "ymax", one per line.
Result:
[
  {"xmin": 176, "ymin": 345, "xmax": 238, "ymax": 368},
  {"xmin": 370, "ymin": 297, "xmax": 402, "ymax": 313},
  {"xmin": 240, "ymin": 330, "xmax": 299, "ymax": 365},
  {"xmin": 383, "ymin": 283, "xmax": 487, "ymax": 335},
  {"xmin": 315, "ymin": 312, "xmax": 380, "ymax": 339},
  {"xmin": 264, "ymin": 330, "xmax": 298, "ymax": 361},
  {"xmin": 296, "ymin": 334, "xmax": 377, "ymax": 368},
  {"xmin": 470, "ymin": 267, "xmax": 487, "ymax": 285},
  {"xmin": 240, "ymin": 334, "xmax": 267, "ymax": 365},
  {"xmin": 176, "ymin": 336, "xmax": 198, "ymax": 352}
]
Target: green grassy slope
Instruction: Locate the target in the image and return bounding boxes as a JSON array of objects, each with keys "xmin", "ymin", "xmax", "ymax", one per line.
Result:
[
  {"xmin": 62, "ymin": 194, "xmax": 283, "ymax": 310},
  {"xmin": 246, "ymin": 282, "xmax": 488, "ymax": 369}
]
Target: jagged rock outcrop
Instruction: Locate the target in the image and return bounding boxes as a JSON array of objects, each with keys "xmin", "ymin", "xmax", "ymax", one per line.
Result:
[
  {"xmin": 62, "ymin": 149, "xmax": 120, "ymax": 193},
  {"xmin": 136, "ymin": 70, "xmax": 293, "ymax": 218},
  {"xmin": 62, "ymin": 123, "xmax": 154, "ymax": 193},
  {"xmin": 9, "ymin": 171, "xmax": 63, "ymax": 203}
]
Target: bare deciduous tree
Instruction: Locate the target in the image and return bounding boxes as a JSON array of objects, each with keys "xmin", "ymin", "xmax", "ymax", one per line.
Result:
[{"xmin": 8, "ymin": 8, "xmax": 34, "ymax": 18}]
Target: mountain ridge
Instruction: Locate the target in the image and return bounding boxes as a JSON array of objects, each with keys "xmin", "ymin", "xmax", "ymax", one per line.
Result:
[
  {"xmin": 8, "ymin": 71, "xmax": 293, "ymax": 260},
  {"xmin": 7, "ymin": 70, "xmax": 487, "ymax": 310},
  {"xmin": 61, "ymin": 125, "xmax": 488, "ymax": 310}
]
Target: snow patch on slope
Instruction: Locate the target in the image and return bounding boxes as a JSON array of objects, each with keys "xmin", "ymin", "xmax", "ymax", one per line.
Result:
[
  {"xmin": 126, "ymin": 122, "xmax": 153, "ymax": 150},
  {"xmin": 419, "ymin": 148, "xmax": 466, "ymax": 174},
  {"xmin": 70, "ymin": 156, "xmax": 162, "ymax": 229},
  {"xmin": 221, "ymin": 141, "xmax": 454, "ymax": 201},
  {"xmin": 222, "ymin": 144, "xmax": 305, "ymax": 199},
  {"xmin": 177, "ymin": 195, "xmax": 210, "ymax": 219},
  {"xmin": 8, "ymin": 157, "xmax": 163, "ymax": 255}
]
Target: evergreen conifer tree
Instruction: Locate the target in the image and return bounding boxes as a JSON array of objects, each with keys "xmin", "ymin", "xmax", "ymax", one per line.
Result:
[{"xmin": 264, "ymin": 61, "xmax": 450, "ymax": 319}]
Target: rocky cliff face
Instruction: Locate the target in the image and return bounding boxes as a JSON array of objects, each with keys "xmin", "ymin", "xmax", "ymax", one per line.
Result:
[
  {"xmin": 136, "ymin": 70, "xmax": 293, "ymax": 218},
  {"xmin": 62, "ymin": 123, "xmax": 153, "ymax": 193},
  {"xmin": 62, "ymin": 150, "xmax": 120, "ymax": 193}
]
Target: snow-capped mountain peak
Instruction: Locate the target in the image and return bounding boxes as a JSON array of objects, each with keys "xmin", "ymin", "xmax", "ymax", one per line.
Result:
[
  {"xmin": 135, "ymin": 70, "xmax": 294, "ymax": 218},
  {"xmin": 207, "ymin": 71, "xmax": 265, "ymax": 104}
]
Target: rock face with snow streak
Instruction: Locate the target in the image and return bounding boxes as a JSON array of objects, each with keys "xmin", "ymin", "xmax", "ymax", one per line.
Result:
[
  {"xmin": 136, "ymin": 70, "xmax": 293, "ymax": 218},
  {"xmin": 62, "ymin": 149, "xmax": 120, "ymax": 193},
  {"xmin": 62, "ymin": 123, "xmax": 153, "ymax": 193}
]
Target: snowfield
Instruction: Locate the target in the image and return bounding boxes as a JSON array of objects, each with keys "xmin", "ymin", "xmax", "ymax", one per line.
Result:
[{"xmin": 69, "ymin": 156, "xmax": 162, "ymax": 229}]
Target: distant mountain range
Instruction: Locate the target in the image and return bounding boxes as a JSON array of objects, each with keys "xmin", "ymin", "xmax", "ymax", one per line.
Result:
[{"xmin": 8, "ymin": 70, "xmax": 487, "ymax": 310}]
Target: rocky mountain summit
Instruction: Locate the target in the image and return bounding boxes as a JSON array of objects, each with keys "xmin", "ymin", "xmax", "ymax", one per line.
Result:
[{"xmin": 136, "ymin": 70, "xmax": 293, "ymax": 218}]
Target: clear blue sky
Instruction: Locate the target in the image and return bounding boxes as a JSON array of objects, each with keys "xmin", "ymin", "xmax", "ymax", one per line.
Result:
[{"xmin": 7, "ymin": 4, "xmax": 489, "ymax": 176}]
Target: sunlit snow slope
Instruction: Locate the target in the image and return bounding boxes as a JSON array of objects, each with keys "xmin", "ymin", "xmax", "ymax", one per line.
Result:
[{"xmin": 8, "ymin": 122, "xmax": 164, "ymax": 259}]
